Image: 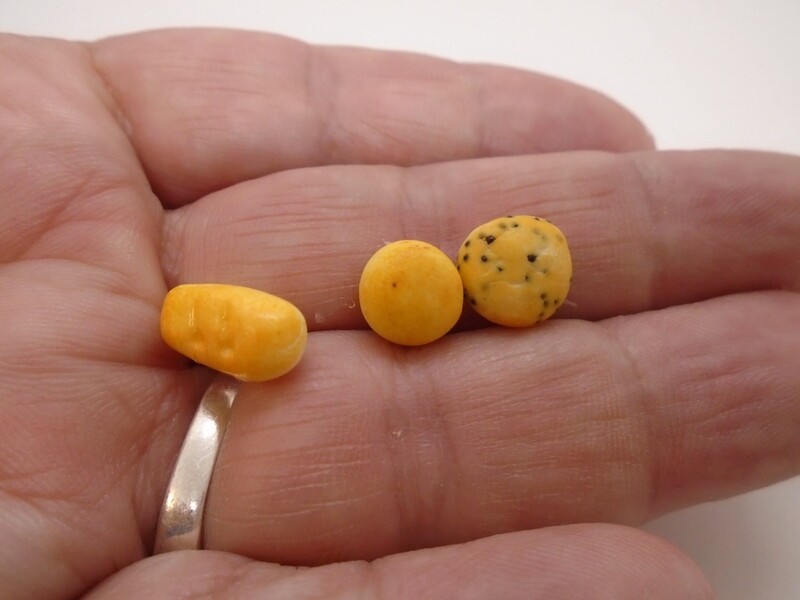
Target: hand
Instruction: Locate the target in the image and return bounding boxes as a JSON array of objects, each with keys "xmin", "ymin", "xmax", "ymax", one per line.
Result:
[{"xmin": 1, "ymin": 29, "xmax": 797, "ymax": 599}]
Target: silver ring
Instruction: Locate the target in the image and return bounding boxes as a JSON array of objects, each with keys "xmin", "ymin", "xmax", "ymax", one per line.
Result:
[{"xmin": 153, "ymin": 377, "xmax": 239, "ymax": 553}]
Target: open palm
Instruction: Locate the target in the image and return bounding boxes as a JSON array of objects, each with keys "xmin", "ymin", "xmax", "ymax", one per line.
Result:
[{"xmin": 2, "ymin": 29, "xmax": 798, "ymax": 599}]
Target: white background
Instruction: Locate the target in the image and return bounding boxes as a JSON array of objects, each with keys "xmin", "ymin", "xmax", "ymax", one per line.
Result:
[{"xmin": 3, "ymin": 1, "xmax": 799, "ymax": 598}]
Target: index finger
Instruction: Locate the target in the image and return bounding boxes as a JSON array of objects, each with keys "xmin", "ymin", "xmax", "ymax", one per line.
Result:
[{"xmin": 90, "ymin": 28, "xmax": 653, "ymax": 205}]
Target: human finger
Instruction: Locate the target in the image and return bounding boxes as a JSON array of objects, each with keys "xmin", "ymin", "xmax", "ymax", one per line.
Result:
[
  {"xmin": 86, "ymin": 525, "xmax": 711, "ymax": 600},
  {"xmin": 163, "ymin": 149, "xmax": 800, "ymax": 329},
  {"xmin": 90, "ymin": 28, "xmax": 654, "ymax": 205},
  {"xmin": 198, "ymin": 291, "xmax": 800, "ymax": 564}
]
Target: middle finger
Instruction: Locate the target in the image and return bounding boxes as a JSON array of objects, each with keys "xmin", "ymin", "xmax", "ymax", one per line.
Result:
[{"xmin": 162, "ymin": 149, "xmax": 800, "ymax": 327}]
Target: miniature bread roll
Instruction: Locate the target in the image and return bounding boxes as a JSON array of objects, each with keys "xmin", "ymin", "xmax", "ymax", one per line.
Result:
[
  {"xmin": 161, "ymin": 284, "xmax": 307, "ymax": 381},
  {"xmin": 359, "ymin": 240, "xmax": 463, "ymax": 345},
  {"xmin": 457, "ymin": 215, "xmax": 572, "ymax": 327}
]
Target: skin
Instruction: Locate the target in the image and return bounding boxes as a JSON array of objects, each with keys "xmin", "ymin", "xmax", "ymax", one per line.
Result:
[{"xmin": 1, "ymin": 28, "xmax": 799, "ymax": 599}]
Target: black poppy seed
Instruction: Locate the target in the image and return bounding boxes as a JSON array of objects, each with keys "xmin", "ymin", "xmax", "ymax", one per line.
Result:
[
  {"xmin": 463, "ymin": 253, "xmax": 470, "ymax": 261},
  {"xmin": 534, "ymin": 217, "xmax": 541, "ymax": 221},
  {"xmin": 527, "ymin": 253, "xmax": 537, "ymax": 263},
  {"xmin": 506, "ymin": 214, "xmax": 514, "ymax": 218},
  {"xmin": 465, "ymin": 240, "xmax": 471, "ymax": 247},
  {"xmin": 524, "ymin": 274, "xmax": 530, "ymax": 282},
  {"xmin": 456, "ymin": 264, "xmax": 460, "ymax": 271},
  {"xmin": 497, "ymin": 265, "xmax": 504, "ymax": 272},
  {"xmin": 485, "ymin": 235, "xmax": 496, "ymax": 244},
  {"xmin": 480, "ymin": 255, "xmax": 488, "ymax": 262},
  {"xmin": 555, "ymin": 298, "xmax": 561, "ymax": 305},
  {"xmin": 539, "ymin": 311, "xmax": 545, "ymax": 318},
  {"xmin": 392, "ymin": 282, "xmax": 397, "ymax": 288},
  {"xmin": 469, "ymin": 297, "xmax": 477, "ymax": 306},
  {"xmin": 512, "ymin": 222, "xmax": 519, "ymax": 227},
  {"xmin": 543, "ymin": 269, "xmax": 549, "ymax": 275},
  {"xmin": 543, "ymin": 300, "xmax": 550, "ymax": 307},
  {"xmin": 540, "ymin": 292, "xmax": 547, "ymax": 299}
]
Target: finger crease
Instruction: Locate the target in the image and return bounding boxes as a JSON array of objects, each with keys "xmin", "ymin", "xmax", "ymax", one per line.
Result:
[
  {"xmin": 626, "ymin": 153, "xmax": 662, "ymax": 310},
  {"xmin": 594, "ymin": 321, "xmax": 661, "ymax": 519},
  {"xmin": 82, "ymin": 43, "xmax": 139, "ymax": 168},
  {"xmin": 305, "ymin": 45, "xmax": 339, "ymax": 165}
]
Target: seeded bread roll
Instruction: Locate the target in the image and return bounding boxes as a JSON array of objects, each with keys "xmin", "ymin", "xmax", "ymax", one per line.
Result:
[{"xmin": 457, "ymin": 215, "xmax": 572, "ymax": 327}]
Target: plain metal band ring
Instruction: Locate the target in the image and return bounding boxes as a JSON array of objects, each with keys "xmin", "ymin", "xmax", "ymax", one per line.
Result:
[{"xmin": 153, "ymin": 377, "xmax": 239, "ymax": 554}]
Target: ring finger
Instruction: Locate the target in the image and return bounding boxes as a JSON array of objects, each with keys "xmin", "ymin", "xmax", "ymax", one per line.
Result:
[{"xmin": 201, "ymin": 290, "xmax": 800, "ymax": 564}]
